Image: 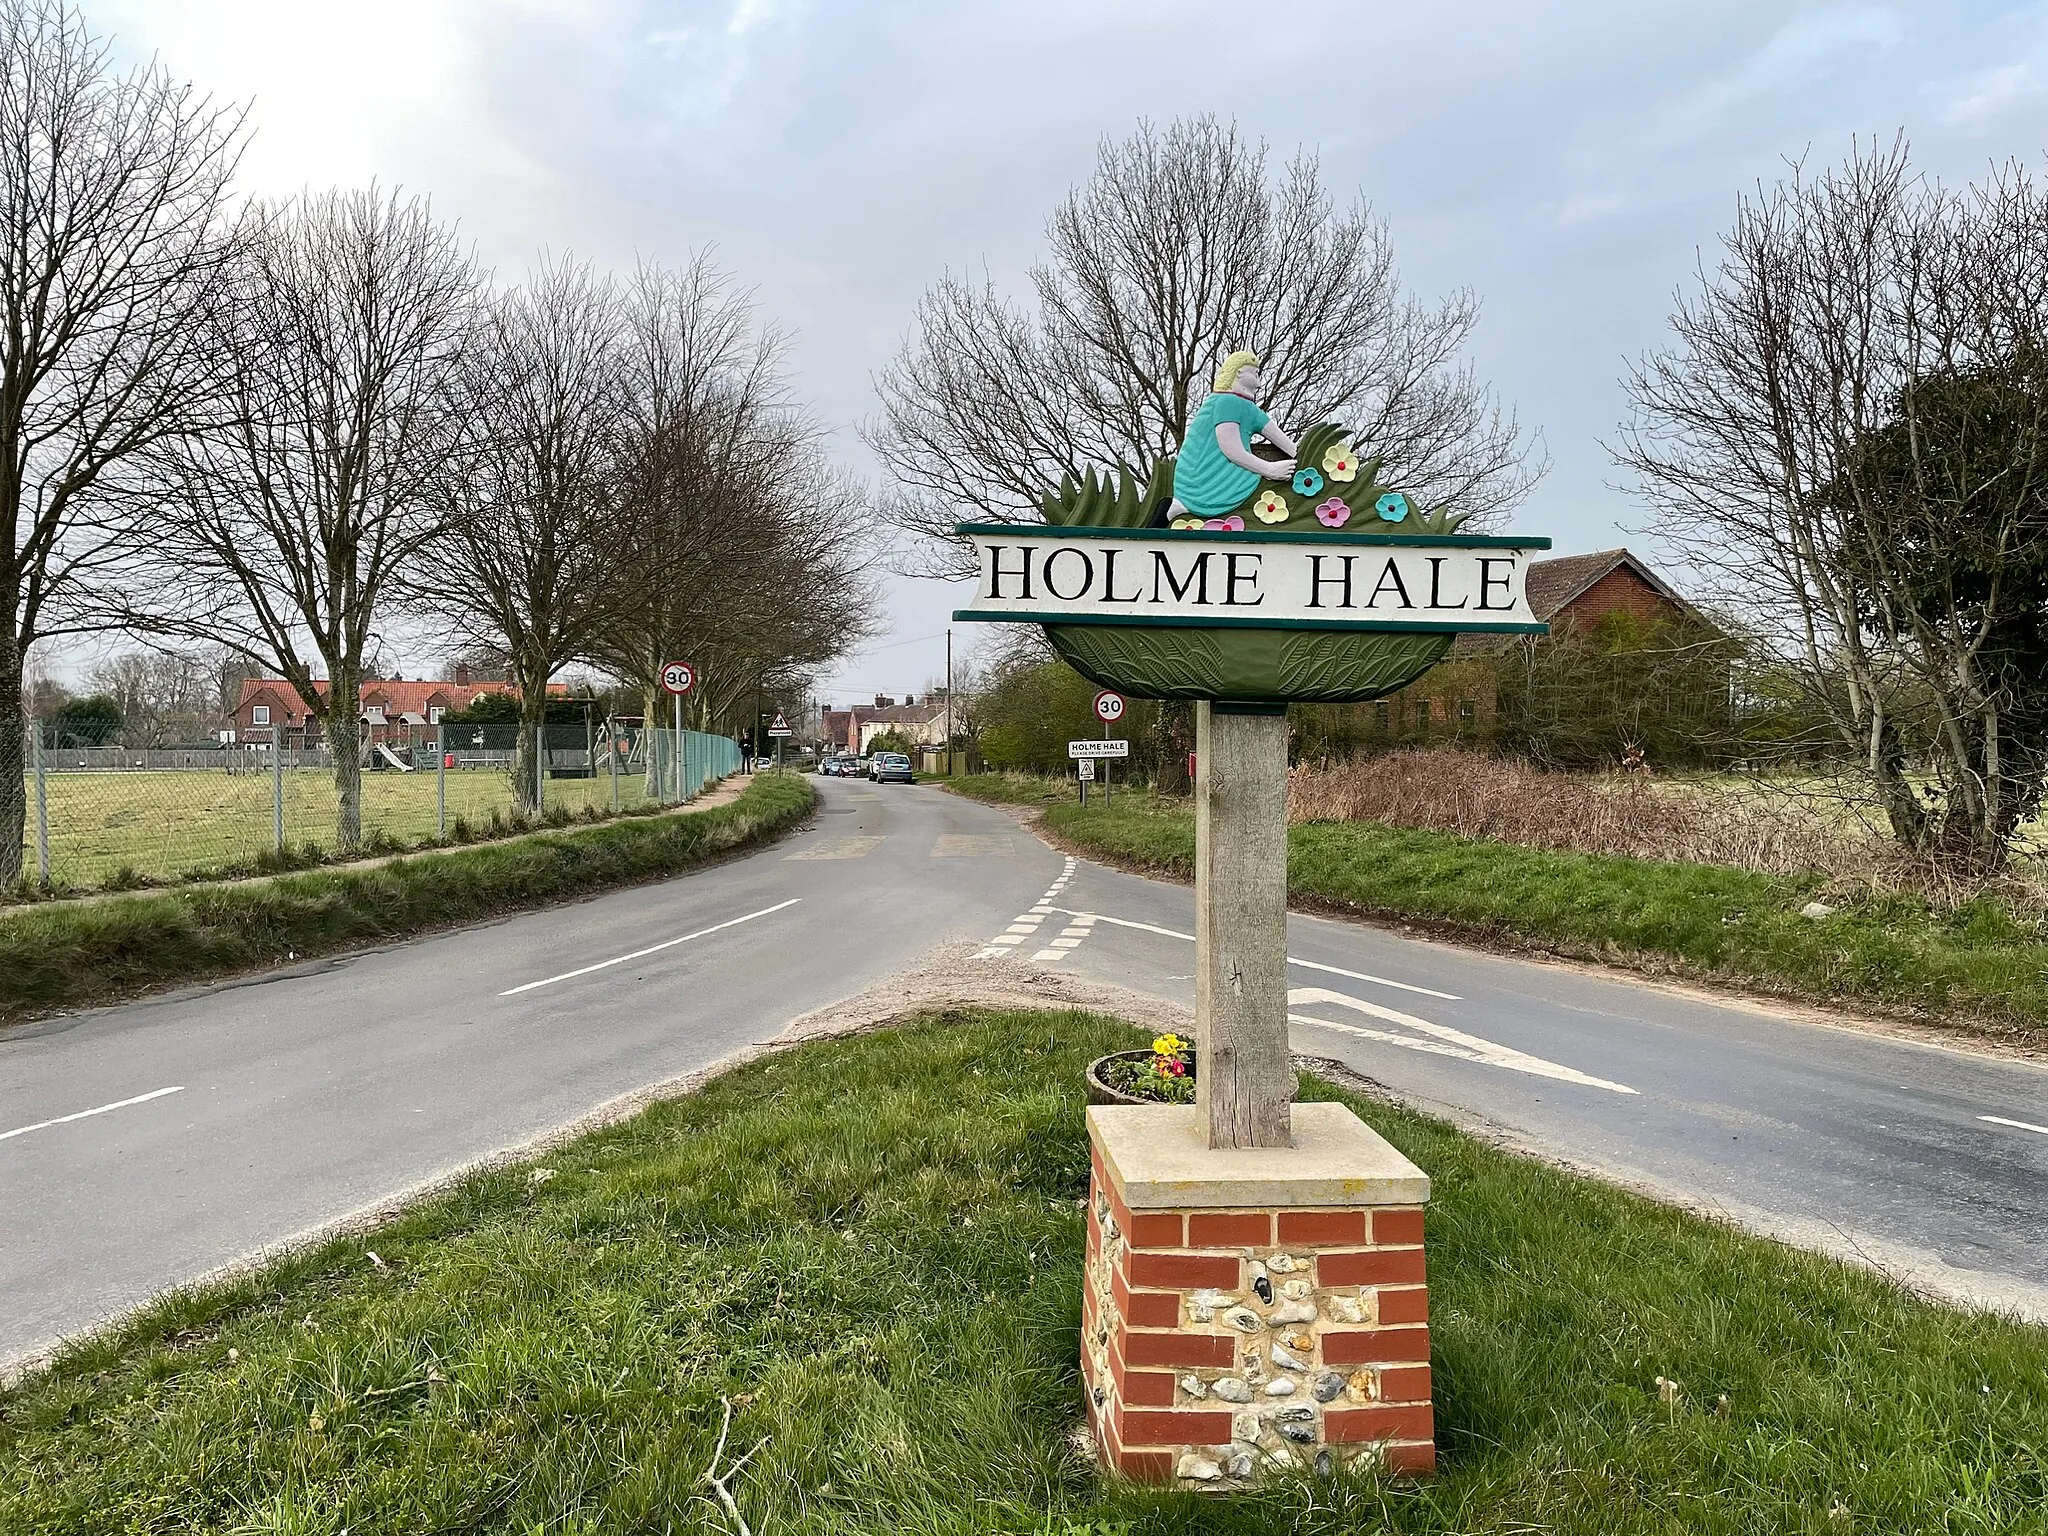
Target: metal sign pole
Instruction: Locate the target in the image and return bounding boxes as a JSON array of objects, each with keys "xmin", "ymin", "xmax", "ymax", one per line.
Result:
[
  {"xmin": 273, "ymin": 736, "xmax": 285, "ymax": 855},
  {"xmin": 673, "ymin": 692, "xmax": 683, "ymax": 803}
]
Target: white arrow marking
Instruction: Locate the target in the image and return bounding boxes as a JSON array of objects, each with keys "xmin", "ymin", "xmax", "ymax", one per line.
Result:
[{"xmin": 1288, "ymin": 986, "xmax": 1636, "ymax": 1095}]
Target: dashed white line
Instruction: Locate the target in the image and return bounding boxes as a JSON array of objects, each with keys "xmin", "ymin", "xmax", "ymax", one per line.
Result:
[
  {"xmin": 499, "ymin": 899, "xmax": 801, "ymax": 995},
  {"xmin": 1981, "ymin": 1114, "xmax": 2048, "ymax": 1137},
  {"xmin": 1, "ymin": 1086, "xmax": 186, "ymax": 1144}
]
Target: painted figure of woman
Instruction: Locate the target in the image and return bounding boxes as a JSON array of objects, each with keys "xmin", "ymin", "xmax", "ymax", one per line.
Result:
[{"xmin": 1167, "ymin": 351, "xmax": 1298, "ymax": 522}]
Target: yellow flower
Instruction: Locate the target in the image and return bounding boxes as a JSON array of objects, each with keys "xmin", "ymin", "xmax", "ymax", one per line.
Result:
[
  {"xmin": 1253, "ymin": 489, "xmax": 1288, "ymax": 523},
  {"xmin": 1322, "ymin": 441, "xmax": 1358, "ymax": 482},
  {"xmin": 1170, "ymin": 515, "xmax": 1204, "ymax": 530},
  {"xmin": 1152, "ymin": 1033, "xmax": 1185, "ymax": 1056}
]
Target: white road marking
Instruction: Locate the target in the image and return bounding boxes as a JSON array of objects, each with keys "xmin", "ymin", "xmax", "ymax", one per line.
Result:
[
  {"xmin": 1287, "ymin": 986, "xmax": 1636, "ymax": 1095},
  {"xmin": 1060, "ymin": 910, "xmax": 1459, "ymax": 999},
  {"xmin": 1981, "ymin": 1114, "xmax": 2048, "ymax": 1137},
  {"xmin": 1030, "ymin": 948, "xmax": 1069, "ymax": 963},
  {"xmin": 1, "ymin": 1086, "xmax": 186, "ymax": 1144},
  {"xmin": 975, "ymin": 857, "xmax": 1086, "ymax": 962},
  {"xmin": 499, "ymin": 900, "xmax": 801, "ymax": 995}
]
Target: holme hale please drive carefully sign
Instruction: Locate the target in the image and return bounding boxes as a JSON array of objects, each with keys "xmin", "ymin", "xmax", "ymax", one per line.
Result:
[{"xmin": 957, "ymin": 351, "xmax": 1550, "ymax": 1489}]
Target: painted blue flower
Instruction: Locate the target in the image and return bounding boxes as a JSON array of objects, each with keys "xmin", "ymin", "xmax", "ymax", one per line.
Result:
[
  {"xmin": 1375, "ymin": 491, "xmax": 1411, "ymax": 523},
  {"xmin": 1291, "ymin": 467, "xmax": 1325, "ymax": 497}
]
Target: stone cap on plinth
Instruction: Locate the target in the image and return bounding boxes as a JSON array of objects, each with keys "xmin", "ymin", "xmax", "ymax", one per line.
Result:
[{"xmin": 1087, "ymin": 1102, "xmax": 1429, "ymax": 1209}]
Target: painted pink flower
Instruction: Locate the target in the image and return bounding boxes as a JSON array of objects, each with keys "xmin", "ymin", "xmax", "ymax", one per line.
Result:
[
  {"xmin": 1314, "ymin": 497, "xmax": 1351, "ymax": 527},
  {"xmin": 1203, "ymin": 515, "xmax": 1246, "ymax": 532}
]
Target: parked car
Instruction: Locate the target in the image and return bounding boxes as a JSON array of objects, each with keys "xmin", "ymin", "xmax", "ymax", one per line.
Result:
[{"xmin": 871, "ymin": 751, "xmax": 914, "ymax": 784}]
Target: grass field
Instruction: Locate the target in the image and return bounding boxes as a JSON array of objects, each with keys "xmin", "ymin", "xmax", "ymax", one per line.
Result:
[
  {"xmin": 949, "ymin": 775, "xmax": 2048, "ymax": 1041},
  {"xmin": 25, "ymin": 767, "xmax": 661, "ymax": 889},
  {"xmin": 4, "ymin": 1007, "xmax": 2042, "ymax": 1534}
]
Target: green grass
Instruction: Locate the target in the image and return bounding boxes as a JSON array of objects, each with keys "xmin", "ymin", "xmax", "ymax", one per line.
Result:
[
  {"xmin": 23, "ymin": 767, "xmax": 660, "ymax": 890},
  {"xmin": 947, "ymin": 776, "xmax": 2048, "ymax": 1041},
  {"xmin": 3, "ymin": 1008, "xmax": 2042, "ymax": 1533},
  {"xmin": 0, "ymin": 774, "xmax": 815, "ymax": 1024}
]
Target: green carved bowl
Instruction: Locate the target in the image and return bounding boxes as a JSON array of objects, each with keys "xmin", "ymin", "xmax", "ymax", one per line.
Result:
[{"xmin": 1046, "ymin": 624, "xmax": 1451, "ymax": 704}]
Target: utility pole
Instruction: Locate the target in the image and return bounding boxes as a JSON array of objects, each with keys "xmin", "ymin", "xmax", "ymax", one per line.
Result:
[{"xmin": 945, "ymin": 628, "xmax": 954, "ymax": 777}]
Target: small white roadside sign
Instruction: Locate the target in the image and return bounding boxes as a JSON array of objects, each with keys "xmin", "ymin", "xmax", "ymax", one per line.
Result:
[{"xmin": 1068, "ymin": 739, "xmax": 1130, "ymax": 759}]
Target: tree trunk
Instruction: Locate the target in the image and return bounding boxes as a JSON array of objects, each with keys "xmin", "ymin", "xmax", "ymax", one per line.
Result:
[
  {"xmin": 514, "ymin": 663, "xmax": 550, "ymax": 812},
  {"xmin": 328, "ymin": 678, "xmax": 363, "ymax": 852},
  {"xmin": 0, "ymin": 622, "xmax": 25, "ymax": 886}
]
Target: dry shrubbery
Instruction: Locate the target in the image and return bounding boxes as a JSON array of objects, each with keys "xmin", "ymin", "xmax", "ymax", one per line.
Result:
[{"xmin": 1288, "ymin": 749, "xmax": 1896, "ymax": 882}]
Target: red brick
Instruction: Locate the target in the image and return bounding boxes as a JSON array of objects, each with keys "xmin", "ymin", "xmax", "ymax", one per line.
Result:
[
  {"xmin": 1125, "ymin": 1290, "xmax": 1181, "ymax": 1328},
  {"xmin": 1318, "ymin": 1248, "xmax": 1426, "ymax": 1287},
  {"xmin": 1326, "ymin": 1402, "xmax": 1435, "ymax": 1445},
  {"xmin": 1323, "ymin": 1326, "xmax": 1430, "ymax": 1365},
  {"xmin": 1187, "ymin": 1210, "xmax": 1272, "ymax": 1246},
  {"xmin": 1376, "ymin": 1285, "xmax": 1430, "ymax": 1326},
  {"xmin": 1380, "ymin": 1441, "xmax": 1436, "ymax": 1476},
  {"xmin": 1276, "ymin": 1209, "xmax": 1367, "ymax": 1245},
  {"xmin": 1112, "ymin": 1447, "xmax": 1175, "ymax": 1481},
  {"xmin": 1119, "ymin": 1408, "xmax": 1234, "ymax": 1447},
  {"xmin": 1372, "ymin": 1208, "xmax": 1425, "ymax": 1246},
  {"xmin": 1126, "ymin": 1211, "xmax": 1185, "ymax": 1248},
  {"xmin": 1378, "ymin": 1363, "xmax": 1432, "ymax": 1403},
  {"xmin": 1117, "ymin": 1365, "xmax": 1177, "ymax": 1407},
  {"xmin": 1130, "ymin": 1251, "xmax": 1240, "ymax": 1289},
  {"xmin": 1121, "ymin": 1328, "xmax": 1237, "ymax": 1368}
]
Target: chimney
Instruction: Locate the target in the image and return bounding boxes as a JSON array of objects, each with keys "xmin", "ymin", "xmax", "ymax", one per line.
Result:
[
  {"xmin": 455, "ymin": 662, "xmax": 472, "ymax": 687},
  {"xmin": 874, "ymin": 693, "xmax": 890, "ymax": 709}
]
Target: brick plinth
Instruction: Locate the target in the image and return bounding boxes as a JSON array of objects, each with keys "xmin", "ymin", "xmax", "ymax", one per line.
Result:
[{"xmin": 1081, "ymin": 1104, "xmax": 1435, "ymax": 1487}]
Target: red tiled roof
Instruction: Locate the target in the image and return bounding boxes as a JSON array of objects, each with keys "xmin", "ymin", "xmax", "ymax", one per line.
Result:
[{"xmin": 236, "ymin": 677, "xmax": 564, "ymax": 718}]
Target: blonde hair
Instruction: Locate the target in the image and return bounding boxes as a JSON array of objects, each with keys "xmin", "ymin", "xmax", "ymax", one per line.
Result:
[{"xmin": 1213, "ymin": 350, "xmax": 1261, "ymax": 394}]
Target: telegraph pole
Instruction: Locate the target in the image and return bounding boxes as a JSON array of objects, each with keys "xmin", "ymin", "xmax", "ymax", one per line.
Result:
[{"xmin": 945, "ymin": 628, "xmax": 954, "ymax": 777}]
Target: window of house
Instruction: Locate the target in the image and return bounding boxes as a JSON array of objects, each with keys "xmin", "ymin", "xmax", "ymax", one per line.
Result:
[
  {"xmin": 251, "ymin": 704, "xmax": 270, "ymax": 725},
  {"xmin": 1459, "ymin": 699, "xmax": 1476, "ymax": 723},
  {"xmin": 1372, "ymin": 700, "xmax": 1390, "ymax": 731},
  {"xmin": 428, "ymin": 705, "xmax": 444, "ymax": 724}
]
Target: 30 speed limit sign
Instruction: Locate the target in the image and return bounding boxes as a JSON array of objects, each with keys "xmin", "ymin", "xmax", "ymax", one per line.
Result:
[
  {"xmin": 1093, "ymin": 690, "xmax": 1125, "ymax": 724},
  {"xmin": 660, "ymin": 661, "xmax": 696, "ymax": 695}
]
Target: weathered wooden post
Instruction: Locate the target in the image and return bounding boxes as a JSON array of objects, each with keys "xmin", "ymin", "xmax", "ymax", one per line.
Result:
[{"xmin": 955, "ymin": 350, "xmax": 1548, "ymax": 1487}]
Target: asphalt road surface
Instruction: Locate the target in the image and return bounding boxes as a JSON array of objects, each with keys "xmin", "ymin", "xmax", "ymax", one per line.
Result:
[{"xmin": 5, "ymin": 777, "xmax": 2046, "ymax": 1368}]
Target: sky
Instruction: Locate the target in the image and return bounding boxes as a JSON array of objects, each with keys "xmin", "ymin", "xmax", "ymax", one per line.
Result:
[{"xmin": 92, "ymin": 0, "xmax": 2048, "ymax": 706}]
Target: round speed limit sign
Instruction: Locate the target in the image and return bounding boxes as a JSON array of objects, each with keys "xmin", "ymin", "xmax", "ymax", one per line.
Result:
[
  {"xmin": 660, "ymin": 661, "xmax": 696, "ymax": 695},
  {"xmin": 1093, "ymin": 690, "xmax": 1126, "ymax": 724}
]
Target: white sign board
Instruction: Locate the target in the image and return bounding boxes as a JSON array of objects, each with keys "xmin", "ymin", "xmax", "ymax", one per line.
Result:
[
  {"xmin": 768, "ymin": 711, "xmax": 792, "ymax": 737},
  {"xmin": 1077, "ymin": 759, "xmax": 1096, "ymax": 781},
  {"xmin": 1069, "ymin": 739, "xmax": 1130, "ymax": 759},
  {"xmin": 954, "ymin": 527, "xmax": 1547, "ymax": 634},
  {"xmin": 659, "ymin": 660, "xmax": 696, "ymax": 694}
]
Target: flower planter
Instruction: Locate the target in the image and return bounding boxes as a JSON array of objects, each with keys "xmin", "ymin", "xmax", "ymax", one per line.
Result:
[{"xmin": 1087, "ymin": 1048, "xmax": 1197, "ymax": 1106}]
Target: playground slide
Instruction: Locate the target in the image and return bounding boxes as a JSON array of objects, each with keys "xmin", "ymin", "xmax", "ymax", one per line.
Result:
[{"xmin": 375, "ymin": 742, "xmax": 416, "ymax": 773}]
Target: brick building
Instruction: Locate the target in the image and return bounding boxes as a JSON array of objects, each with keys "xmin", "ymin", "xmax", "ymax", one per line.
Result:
[
  {"xmin": 819, "ymin": 693, "xmax": 950, "ymax": 755},
  {"xmin": 1371, "ymin": 548, "xmax": 1704, "ymax": 738},
  {"xmin": 232, "ymin": 667, "xmax": 545, "ymax": 749}
]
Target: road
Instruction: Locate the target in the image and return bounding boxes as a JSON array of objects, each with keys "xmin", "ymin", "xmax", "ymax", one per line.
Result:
[{"xmin": 4, "ymin": 777, "xmax": 2046, "ymax": 1367}]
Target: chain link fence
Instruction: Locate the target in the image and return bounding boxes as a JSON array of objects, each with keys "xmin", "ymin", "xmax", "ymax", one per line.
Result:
[{"xmin": 15, "ymin": 718, "xmax": 745, "ymax": 893}]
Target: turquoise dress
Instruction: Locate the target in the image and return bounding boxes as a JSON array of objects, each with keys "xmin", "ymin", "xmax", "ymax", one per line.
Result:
[{"xmin": 1172, "ymin": 392, "xmax": 1271, "ymax": 518}]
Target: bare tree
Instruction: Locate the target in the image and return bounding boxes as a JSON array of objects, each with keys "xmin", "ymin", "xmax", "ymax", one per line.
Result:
[
  {"xmin": 140, "ymin": 187, "xmax": 481, "ymax": 851},
  {"xmin": 0, "ymin": 0, "xmax": 243, "ymax": 881},
  {"xmin": 868, "ymin": 116, "xmax": 1542, "ymax": 576},
  {"xmin": 85, "ymin": 643, "xmax": 231, "ymax": 745},
  {"xmin": 592, "ymin": 258, "xmax": 880, "ymax": 750},
  {"xmin": 414, "ymin": 259, "xmax": 628, "ymax": 808},
  {"xmin": 1617, "ymin": 136, "xmax": 2048, "ymax": 869}
]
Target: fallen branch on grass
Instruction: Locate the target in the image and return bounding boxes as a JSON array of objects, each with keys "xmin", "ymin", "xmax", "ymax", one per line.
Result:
[{"xmin": 701, "ymin": 1394, "xmax": 769, "ymax": 1536}]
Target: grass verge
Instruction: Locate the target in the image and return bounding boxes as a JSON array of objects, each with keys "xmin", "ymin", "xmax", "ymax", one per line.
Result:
[
  {"xmin": 3, "ymin": 1008, "xmax": 2042, "ymax": 1533},
  {"xmin": 0, "ymin": 773, "xmax": 815, "ymax": 1025},
  {"xmin": 947, "ymin": 775, "xmax": 2048, "ymax": 1041}
]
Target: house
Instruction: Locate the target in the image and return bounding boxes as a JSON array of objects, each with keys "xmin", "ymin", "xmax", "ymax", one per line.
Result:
[
  {"xmin": 232, "ymin": 666, "xmax": 552, "ymax": 749},
  {"xmin": 1372, "ymin": 548, "xmax": 1709, "ymax": 738},
  {"xmin": 819, "ymin": 693, "xmax": 950, "ymax": 755}
]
